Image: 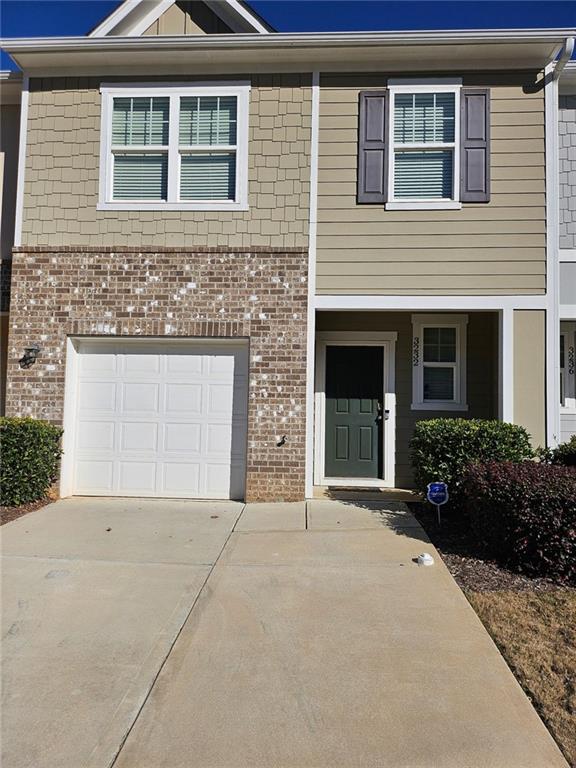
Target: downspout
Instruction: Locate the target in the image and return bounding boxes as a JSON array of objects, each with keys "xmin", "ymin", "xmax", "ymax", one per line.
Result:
[{"xmin": 553, "ymin": 36, "xmax": 575, "ymax": 80}]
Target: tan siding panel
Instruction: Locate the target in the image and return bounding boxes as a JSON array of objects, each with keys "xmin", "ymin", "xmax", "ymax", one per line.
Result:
[
  {"xmin": 317, "ymin": 71, "xmax": 545, "ymax": 295},
  {"xmin": 22, "ymin": 75, "xmax": 312, "ymax": 248},
  {"xmin": 514, "ymin": 310, "xmax": 546, "ymax": 446}
]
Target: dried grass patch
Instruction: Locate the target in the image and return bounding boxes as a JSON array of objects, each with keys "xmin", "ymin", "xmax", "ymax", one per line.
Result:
[{"xmin": 467, "ymin": 589, "xmax": 576, "ymax": 767}]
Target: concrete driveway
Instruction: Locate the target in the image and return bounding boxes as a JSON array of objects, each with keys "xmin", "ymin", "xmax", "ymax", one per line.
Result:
[{"xmin": 1, "ymin": 497, "xmax": 567, "ymax": 768}]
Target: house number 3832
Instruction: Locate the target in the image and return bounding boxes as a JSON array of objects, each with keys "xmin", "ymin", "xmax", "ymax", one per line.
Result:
[
  {"xmin": 413, "ymin": 336, "xmax": 420, "ymax": 367},
  {"xmin": 569, "ymin": 345, "xmax": 575, "ymax": 376}
]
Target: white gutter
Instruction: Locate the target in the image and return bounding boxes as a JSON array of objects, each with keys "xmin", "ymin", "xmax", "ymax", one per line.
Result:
[
  {"xmin": 1, "ymin": 28, "xmax": 575, "ymax": 54},
  {"xmin": 553, "ymin": 36, "xmax": 575, "ymax": 79}
]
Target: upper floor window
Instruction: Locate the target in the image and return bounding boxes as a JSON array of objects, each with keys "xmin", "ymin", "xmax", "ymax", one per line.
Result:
[
  {"xmin": 391, "ymin": 88, "xmax": 457, "ymax": 202},
  {"xmin": 98, "ymin": 83, "xmax": 250, "ymax": 211},
  {"xmin": 357, "ymin": 79, "xmax": 489, "ymax": 210},
  {"xmin": 412, "ymin": 314, "xmax": 468, "ymax": 411}
]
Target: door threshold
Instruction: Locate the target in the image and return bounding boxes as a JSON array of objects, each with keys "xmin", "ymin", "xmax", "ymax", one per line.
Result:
[{"xmin": 313, "ymin": 485, "xmax": 421, "ymax": 502}]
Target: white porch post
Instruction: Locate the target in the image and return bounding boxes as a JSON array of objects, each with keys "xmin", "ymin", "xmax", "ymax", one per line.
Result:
[{"xmin": 498, "ymin": 308, "xmax": 514, "ymax": 422}]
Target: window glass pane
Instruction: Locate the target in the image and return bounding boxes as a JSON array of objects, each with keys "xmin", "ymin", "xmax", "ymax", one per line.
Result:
[
  {"xmin": 394, "ymin": 92, "xmax": 455, "ymax": 144},
  {"xmin": 179, "ymin": 96, "xmax": 237, "ymax": 146},
  {"xmin": 423, "ymin": 366, "xmax": 454, "ymax": 401},
  {"xmin": 113, "ymin": 153, "xmax": 168, "ymax": 200},
  {"xmin": 112, "ymin": 97, "xmax": 169, "ymax": 146},
  {"xmin": 394, "ymin": 150, "xmax": 453, "ymax": 199},
  {"xmin": 423, "ymin": 327, "xmax": 456, "ymax": 363},
  {"xmin": 180, "ymin": 152, "xmax": 236, "ymax": 200}
]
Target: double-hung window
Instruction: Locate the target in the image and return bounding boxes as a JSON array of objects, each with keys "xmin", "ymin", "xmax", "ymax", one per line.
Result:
[
  {"xmin": 412, "ymin": 314, "xmax": 468, "ymax": 411},
  {"xmin": 99, "ymin": 83, "xmax": 250, "ymax": 211},
  {"xmin": 388, "ymin": 80, "xmax": 460, "ymax": 209}
]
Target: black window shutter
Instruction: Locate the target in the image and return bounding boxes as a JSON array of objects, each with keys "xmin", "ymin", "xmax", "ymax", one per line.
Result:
[
  {"xmin": 460, "ymin": 88, "xmax": 490, "ymax": 203},
  {"xmin": 357, "ymin": 91, "xmax": 388, "ymax": 204}
]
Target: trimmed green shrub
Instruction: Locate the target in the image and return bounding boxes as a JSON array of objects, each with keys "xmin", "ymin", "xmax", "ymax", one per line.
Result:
[
  {"xmin": 0, "ymin": 418, "xmax": 62, "ymax": 506},
  {"xmin": 551, "ymin": 435, "xmax": 576, "ymax": 467},
  {"xmin": 463, "ymin": 461, "xmax": 576, "ymax": 582},
  {"xmin": 410, "ymin": 418, "xmax": 533, "ymax": 505}
]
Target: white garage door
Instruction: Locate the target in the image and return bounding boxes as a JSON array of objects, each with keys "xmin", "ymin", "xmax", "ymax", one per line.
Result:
[{"xmin": 71, "ymin": 341, "xmax": 248, "ymax": 499}]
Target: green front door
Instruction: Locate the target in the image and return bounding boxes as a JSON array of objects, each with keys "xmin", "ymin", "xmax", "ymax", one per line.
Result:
[{"xmin": 324, "ymin": 345, "xmax": 383, "ymax": 479}]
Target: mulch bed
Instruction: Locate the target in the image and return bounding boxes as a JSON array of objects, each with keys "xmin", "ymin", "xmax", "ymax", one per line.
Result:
[
  {"xmin": 0, "ymin": 498, "xmax": 53, "ymax": 526},
  {"xmin": 407, "ymin": 502, "xmax": 569, "ymax": 593}
]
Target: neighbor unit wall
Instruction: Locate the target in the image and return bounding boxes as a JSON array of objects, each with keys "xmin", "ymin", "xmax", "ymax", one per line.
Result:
[
  {"xmin": 21, "ymin": 75, "xmax": 311, "ymax": 249},
  {"xmin": 559, "ymin": 94, "xmax": 576, "ymax": 251},
  {"xmin": 316, "ymin": 72, "xmax": 546, "ymax": 294}
]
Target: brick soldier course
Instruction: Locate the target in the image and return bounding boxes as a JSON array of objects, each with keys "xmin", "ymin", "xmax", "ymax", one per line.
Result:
[{"xmin": 6, "ymin": 245, "xmax": 308, "ymax": 502}]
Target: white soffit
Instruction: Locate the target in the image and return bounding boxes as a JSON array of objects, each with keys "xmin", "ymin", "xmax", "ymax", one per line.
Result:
[{"xmin": 88, "ymin": 0, "xmax": 271, "ymax": 37}]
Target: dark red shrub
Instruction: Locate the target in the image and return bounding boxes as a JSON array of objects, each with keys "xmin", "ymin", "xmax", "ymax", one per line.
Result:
[{"xmin": 463, "ymin": 461, "xmax": 576, "ymax": 583}]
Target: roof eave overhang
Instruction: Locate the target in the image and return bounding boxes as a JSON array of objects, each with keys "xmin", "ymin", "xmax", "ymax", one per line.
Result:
[{"xmin": 1, "ymin": 29, "xmax": 573, "ymax": 75}]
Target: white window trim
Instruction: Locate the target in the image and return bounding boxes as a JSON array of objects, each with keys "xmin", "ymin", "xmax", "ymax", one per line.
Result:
[
  {"xmin": 560, "ymin": 322, "xmax": 576, "ymax": 413},
  {"xmin": 386, "ymin": 80, "xmax": 462, "ymax": 212},
  {"xmin": 98, "ymin": 82, "xmax": 250, "ymax": 211},
  {"xmin": 411, "ymin": 313, "xmax": 468, "ymax": 411}
]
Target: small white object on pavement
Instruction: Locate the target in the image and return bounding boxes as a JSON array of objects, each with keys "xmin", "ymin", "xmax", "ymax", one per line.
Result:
[{"xmin": 417, "ymin": 552, "xmax": 435, "ymax": 567}]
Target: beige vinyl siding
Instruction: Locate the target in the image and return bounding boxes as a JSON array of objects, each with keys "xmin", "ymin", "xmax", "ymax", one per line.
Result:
[
  {"xmin": 21, "ymin": 75, "xmax": 311, "ymax": 249},
  {"xmin": 317, "ymin": 73, "xmax": 546, "ymax": 295},
  {"xmin": 316, "ymin": 311, "xmax": 498, "ymax": 487},
  {"xmin": 143, "ymin": 0, "xmax": 233, "ymax": 35},
  {"xmin": 514, "ymin": 310, "xmax": 546, "ymax": 447}
]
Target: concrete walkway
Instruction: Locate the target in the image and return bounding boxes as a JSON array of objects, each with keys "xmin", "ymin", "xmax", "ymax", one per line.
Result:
[{"xmin": 1, "ymin": 498, "xmax": 567, "ymax": 768}]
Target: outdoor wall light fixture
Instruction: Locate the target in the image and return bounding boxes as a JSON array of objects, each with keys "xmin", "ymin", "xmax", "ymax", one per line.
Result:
[{"xmin": 19, "ymin": 346, "xmax": 41, "ymax": 369}]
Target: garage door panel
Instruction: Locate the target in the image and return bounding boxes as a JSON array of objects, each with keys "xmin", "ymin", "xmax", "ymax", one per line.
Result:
[
  {"xmin": 79, "ymin": 382, "xmax": 116, "ymax": 413},
  {"xmin": 120, "ymin": 423, "xmax": 159, "ymax": 453},
  {"xmin": 75, "ymin": 460, "xmax": 114, "ymax": 492},
  {"xmin": 118, "ymin": 461, "xmax": 157, "ymax": 493},
  {"xmin": 163, "ymin": 463, "xmax": 201, "ymax": 495},
  {"xmin": 123, "ymin": 354, "xmax": 161, "ymax": 374},
  {"xmin": 163, "ymin": 423, "xmax": 202, "ymax": 453},
  {"xmin": 208, "ymin": 385, "xmax": 234, "ymax": 416},
  {"xmin": 79, "ymin": 353, "xmax": 117, "ymax": 374},
  {"xmin": 77, "ymin": 421, "xmax": 115, "ymax": 451},
  {"xmin": 122, "ymin": 383, "xmax": 160, "ymax": 414},
  {"xmin": 72, "ymin": 342, "xmax": 248, "ymax": 499},
  {"xmin": 166, "ymin": 355, "xmax": 203, "ymax": 374}
]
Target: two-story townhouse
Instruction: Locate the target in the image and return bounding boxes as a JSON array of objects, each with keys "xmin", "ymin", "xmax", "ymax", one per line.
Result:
[{"xmin": 1, "ymin": 0, "xmax": 574, "ymax": 501}]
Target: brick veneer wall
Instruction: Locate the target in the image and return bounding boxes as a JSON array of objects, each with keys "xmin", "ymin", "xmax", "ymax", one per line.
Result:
[{"xmin": 6, "ymin": 246, "xmax": 308, "ymax": 502}]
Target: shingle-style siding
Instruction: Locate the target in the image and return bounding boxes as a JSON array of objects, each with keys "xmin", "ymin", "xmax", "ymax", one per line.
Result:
[
  {"xmin": 142, "ymin": 0, "xmax": 233, "ymax": 34},
  {"xmin": 317, "ymin": 72, "xmax": 546, "ymax": 295},
  {"xmin": 5, "ymin": 245, "xmax": 308, "ymax": 502},
  {"xmin": 316, "ymin": 311, "xmax": 498, "ymax": 487},
  {"xmin": 559, "ymin": 94, "xmax": 576, "ymax": 250},
  {"xmin": 21, "ymin": 75, "xmax": 311, "ymax": 249}
]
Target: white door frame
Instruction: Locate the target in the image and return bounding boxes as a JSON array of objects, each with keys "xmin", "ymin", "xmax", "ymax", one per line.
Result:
[
  {"xmin": 314, "ymin": 331, "xmax": 397, "ymax": 488},
  {"xmin": 60, "ymin": 335, "xmax": 249, "ymax": 498}
]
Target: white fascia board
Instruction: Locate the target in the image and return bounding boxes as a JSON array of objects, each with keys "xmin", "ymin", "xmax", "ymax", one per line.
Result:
[
  {"xmin": 4, "ymin": 28, "xmax": 576, "ymax": 50},
  {"xmin": 89, "ymin": 0, "xmax": 142, "ymax": 37}
]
